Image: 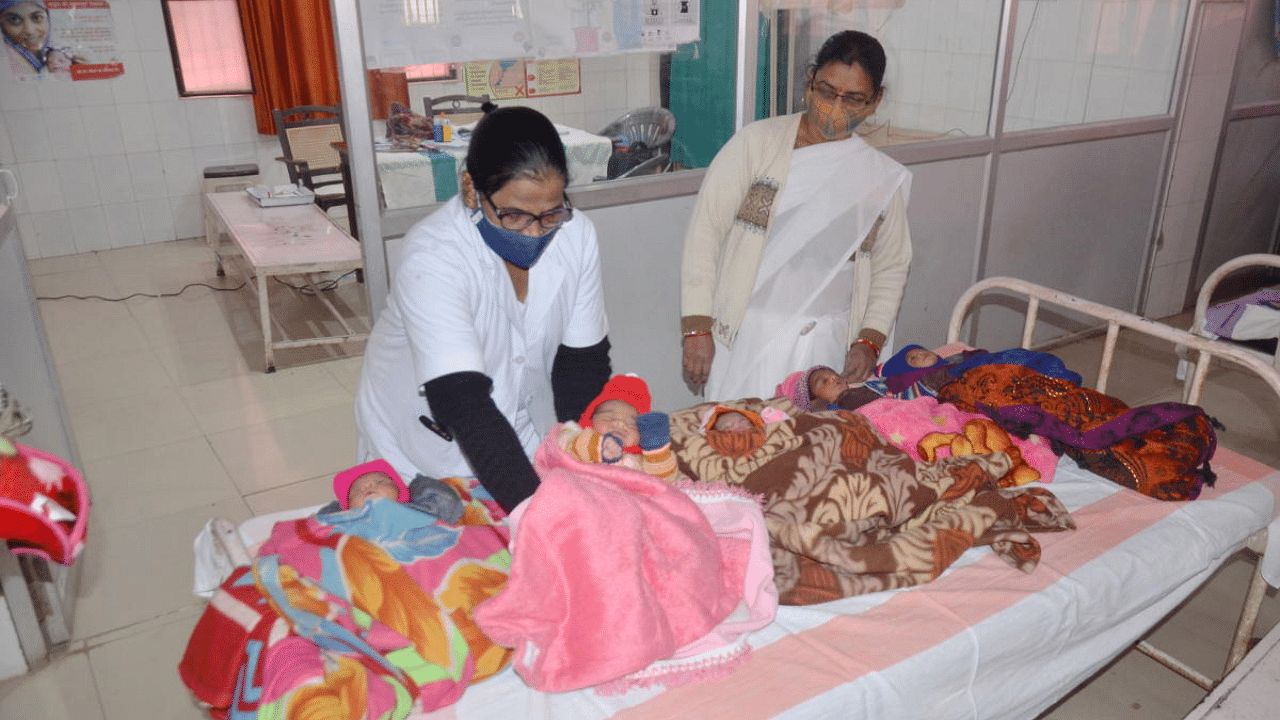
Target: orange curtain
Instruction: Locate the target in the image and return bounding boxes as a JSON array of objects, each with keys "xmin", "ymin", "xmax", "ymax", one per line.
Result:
[{"xmin": 238, "ymin": 0, "xmax": 343, "ymax": 135}]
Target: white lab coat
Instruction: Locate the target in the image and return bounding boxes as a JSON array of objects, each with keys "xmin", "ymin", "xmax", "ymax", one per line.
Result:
[{"xmin": 354, "ymin": 196, "xmax": 609, "ymax": 481}]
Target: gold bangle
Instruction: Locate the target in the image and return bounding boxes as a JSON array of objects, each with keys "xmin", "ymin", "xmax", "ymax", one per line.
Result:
[{"xmin": 682, "ymin": 330, "xmax": 711, "ymax": 339}]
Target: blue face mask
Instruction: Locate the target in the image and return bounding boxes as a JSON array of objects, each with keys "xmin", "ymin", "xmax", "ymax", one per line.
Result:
[{"xmin": 473, "ymin": 210, "xmax": 559, "ymax": 269}]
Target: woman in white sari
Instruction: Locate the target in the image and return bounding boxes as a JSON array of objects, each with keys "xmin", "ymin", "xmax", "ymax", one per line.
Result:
[{"xmin": 681, "ymin": 30, "xmax": 912, "ymax": 402}]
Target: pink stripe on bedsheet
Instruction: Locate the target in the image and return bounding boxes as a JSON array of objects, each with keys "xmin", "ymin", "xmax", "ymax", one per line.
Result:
[
  {"xmin": 1210, "ymin": 447, "xmax": 1280, "ymax": 485},
  {"xmin": 609, "ymin": 449, "xmax": 1276, "ymax": 720}
]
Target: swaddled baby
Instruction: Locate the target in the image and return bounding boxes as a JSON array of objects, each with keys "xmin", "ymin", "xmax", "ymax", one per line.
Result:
[
  {"xmin": 317, "ymin": 458, "xmax": 469, "ymax": 524},
  {"xmin": 556, "ymin": 374, "xmax": 678, "ymax": 480},
  {"xmin": 698, "ymin": 404, "xmax": 789, "ymax": 458}
]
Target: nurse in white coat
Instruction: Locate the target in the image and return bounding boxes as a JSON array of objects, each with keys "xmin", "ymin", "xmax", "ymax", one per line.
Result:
[{"xmin": 354, "ymin": 106, "xmax": 612, "ymax": 513}]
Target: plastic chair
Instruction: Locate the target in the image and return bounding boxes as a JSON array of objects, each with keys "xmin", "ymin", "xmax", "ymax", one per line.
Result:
[
  {"xmin": 599, "ymin": 107, "xmax": 676, "ymax": 179},
  {"xmin": 422, "ymin": 94, "xmax": 492, "ymax": 126},
  {"xmin": 272, "ymin": 104, "xmax": 347, "ymax": 214}
]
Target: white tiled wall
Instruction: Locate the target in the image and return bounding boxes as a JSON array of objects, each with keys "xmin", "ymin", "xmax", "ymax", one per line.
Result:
[
  {"xmin": 1004, "ymin": 0, "xmax": 1187, "ymax": 132},
  {"xmin": 0, "ymin": 0, "xmax": 659, "ymax": 261},
  {"xmin": 0, "ymin": 1, "xmax": 286, "ymax": 260},
  {"xmin": 810, "ymin": 0, "xmax": 1003, "ymax": 138},
  {"xmin": 817, "ymin": 0, "xmax": 1186, "ymax": 136},
  {"xmin": 1145, "ymin": 0, "xmax": 1247, "ymax": 318}
]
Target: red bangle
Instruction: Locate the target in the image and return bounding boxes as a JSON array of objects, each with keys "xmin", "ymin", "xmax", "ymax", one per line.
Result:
[
  {"xmin": 853, "ymin": 337, "xmax": 881, "ymax": 357},
  {"xmin": 682, "ymin": 330, "xmax": 711, "ymax": 340}
]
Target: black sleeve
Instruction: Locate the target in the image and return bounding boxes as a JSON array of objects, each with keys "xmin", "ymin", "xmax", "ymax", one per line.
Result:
[
  {"xmin": 423, "ymin": 371, "xmax": 540, "ymax": 513},
  {"xmin": 551, "ymin": 336, "xmax": 612, "ymax": 422}
]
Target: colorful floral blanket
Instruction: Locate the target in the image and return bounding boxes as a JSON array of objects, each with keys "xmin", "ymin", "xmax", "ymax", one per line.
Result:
[
  {"xmin": 670, "ymin": 398, "xmax": 1075, "ymax": 605},
  {"xmin": 179, "ymin": 479, "xmax": 512, "ymax": 719}
]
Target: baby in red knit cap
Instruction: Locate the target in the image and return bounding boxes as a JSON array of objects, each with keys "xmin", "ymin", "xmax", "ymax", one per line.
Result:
[{"xmin": 557, "ymin": 374, "xmax": 678, "ymax": 480}]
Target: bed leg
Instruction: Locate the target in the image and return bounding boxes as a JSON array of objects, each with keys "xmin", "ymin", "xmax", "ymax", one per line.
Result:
[{"xmin": 1224, "ymin": 536, "xmax": 1268, "ymax": 675}]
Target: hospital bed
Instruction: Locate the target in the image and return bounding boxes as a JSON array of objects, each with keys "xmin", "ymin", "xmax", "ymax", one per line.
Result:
[
  {"xmin": 191, "ymin": 276, "xmax": 1280, "ymax": 720},
  {"xmin": 1181, "ymin": 253, "xmax": 1280, "ymax": 373}
]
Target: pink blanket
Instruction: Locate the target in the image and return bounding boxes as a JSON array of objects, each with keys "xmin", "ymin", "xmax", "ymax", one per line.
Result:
[
  {"xmin": 858, "ymin": 395, "xmax": 1059, "ymax": 485},
  {"xmin": 474, "ymin": 430, "xmax": 777, "ymax": 693}
]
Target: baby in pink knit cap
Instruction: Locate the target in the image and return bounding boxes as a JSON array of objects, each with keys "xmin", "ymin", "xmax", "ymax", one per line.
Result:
[
  {"xmin": 775, "ymin": 365, "xmax": 881, "ymax": 412},
  {"xmin": 332, "ymin": 459, "xmax": 411, "ymax": 510}
]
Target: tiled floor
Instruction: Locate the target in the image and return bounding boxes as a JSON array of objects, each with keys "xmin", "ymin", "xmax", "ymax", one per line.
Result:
[{"xmin": 1, "ymin": 237, "xmax": 1277, "ymax": 720}]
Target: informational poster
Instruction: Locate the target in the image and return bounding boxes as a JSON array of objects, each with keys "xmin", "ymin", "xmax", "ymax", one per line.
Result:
[
  {"xmin": 462, "ymin": 58, "xmax": 581, "ymax": 100},
  {"xmin": 527, "ymin": 58, "xmax": 581, "ymax": 97},
  {"xmin": 2, "ymin": 0, "xmax": 124, "ymax": 81},
  {"xmin": 363, "ymin": 0, "xmax": 699, "ymax": 68}
]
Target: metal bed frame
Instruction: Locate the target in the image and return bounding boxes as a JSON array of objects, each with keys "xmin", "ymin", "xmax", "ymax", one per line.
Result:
[
  {"xmin": 947, "ymin": 275, "xmax": 1280, "ymax": 691},
  {"xmin": 1186, "ymin": 253, "xmax": 1280, "ymax": 372}
]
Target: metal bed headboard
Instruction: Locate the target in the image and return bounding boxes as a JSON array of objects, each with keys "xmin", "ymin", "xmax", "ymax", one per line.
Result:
[
  {"xmin": 1190, "ymin": 253, "xmax": 1280, "ymax": 371},
  {"xmin": 946, "ymin": 276, "xmax": 1280, "ymax": 407},
  {"xmin": 947, "ymin": 275, "xmax": 1280, "ymax": 688}
]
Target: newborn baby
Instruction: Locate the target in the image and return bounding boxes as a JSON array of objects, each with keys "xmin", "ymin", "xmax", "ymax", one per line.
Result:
[{"xmin": 777, "ymin": 365, "xmax": 883, "ymax": 412}]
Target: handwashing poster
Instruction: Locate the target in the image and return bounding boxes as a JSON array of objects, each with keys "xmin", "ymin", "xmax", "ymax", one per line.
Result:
[
  {"xmin": 3, "ymin": 0, "xmax": 124, "ymax": 81},
  {"xmin": 463, "ymin": 58, "xmax": 582, "ymax": 100}
]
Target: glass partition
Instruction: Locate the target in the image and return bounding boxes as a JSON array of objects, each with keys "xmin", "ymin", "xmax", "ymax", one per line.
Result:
[
  {"xmin": 758, "ymin": 0, "xmax": 1004, "ymax": 146},
  {"xmin": 359, "ymin": 0, "xmax": 740, "ymax": 213},
  {"xmin": 1005, "ymin": 0, "xmax": 1189, "ymax": 131}
]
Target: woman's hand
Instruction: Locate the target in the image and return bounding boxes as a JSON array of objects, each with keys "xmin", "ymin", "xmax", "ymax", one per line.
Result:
[
  {"xmin": 682, "ymin": 335, "xmax": 714, "ymax": 395},
  {"xmin": 841, "ymin": 342, "xmax": 878, "ymax": 383}
]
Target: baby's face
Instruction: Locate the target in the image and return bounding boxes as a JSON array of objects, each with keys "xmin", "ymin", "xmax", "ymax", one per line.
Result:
[
  {"xmin": 712, "ymin": 411, "xmax": 752, "ymax": 432},
  {"xmin": 591, "ymin": 399, "xmax": 639, "ymax": 447},
  {"xmin": 347, "ymin": 471, "xmax": 400, "ymax": 509},
  {"xmin": 808, "ymin": 368, "xmax": 847, "ymax": 404},
  {"xmin": 906, "ymin": 347, "xmax": 940, "ymax": 368}
]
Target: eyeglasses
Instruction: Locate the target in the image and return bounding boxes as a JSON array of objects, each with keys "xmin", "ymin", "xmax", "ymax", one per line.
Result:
[
  {"xmin": 482, "ymin": 194, "xmax": 574, "ymax": 231},
  {"xmin": 810, "ymin": 81, "xmax": 876, "ymax": 111}
]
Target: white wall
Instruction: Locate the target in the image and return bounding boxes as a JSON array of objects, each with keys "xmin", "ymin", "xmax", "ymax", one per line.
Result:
[
  {"xmin": 1149, "ymin": 0, "xmax": 1247, "ymax": 316},
  {"xmin": 0, "ymin": 4, "xmax": 659, "ymax": 261},
  {"xmin": 803, "ymin": 0, "xmax": 1186, "ymax": 138},
  {"xmin": 0, "ymin": 2, "xmax": 293, "ymax": 260}
]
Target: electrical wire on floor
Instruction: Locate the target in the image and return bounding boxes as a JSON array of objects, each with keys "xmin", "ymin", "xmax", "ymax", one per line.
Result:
[
  {"xmin": 271, "ymin": 270, "xmax": 360, "ymax": 295},
  {"xmin": 36, "ymin": 270, "xmax": 361, "ymax": 302},
  {"xmin": 37, "ymin": 280, "xmax": 248, "ymax": 302}
]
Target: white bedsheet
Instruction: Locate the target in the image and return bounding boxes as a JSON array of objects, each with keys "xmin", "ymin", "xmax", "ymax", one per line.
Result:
[
  {"xmin": 191, "ymin": 451, "xmax": 1279, "ymax": 720},
  {"xmin": 412, "ymin": 452, "xmax": 1278, "ymax": 720}
]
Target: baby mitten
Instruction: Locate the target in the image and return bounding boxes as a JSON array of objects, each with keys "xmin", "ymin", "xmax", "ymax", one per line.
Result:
[{"xmin": 636, "ymin": 412, "xmax": 670, "ymax": 451}]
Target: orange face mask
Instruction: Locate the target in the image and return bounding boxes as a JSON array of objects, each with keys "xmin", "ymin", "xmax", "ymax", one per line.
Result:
[{"xmin": 806, "ymin": 93, "xmax": 864, "ymax": 140}]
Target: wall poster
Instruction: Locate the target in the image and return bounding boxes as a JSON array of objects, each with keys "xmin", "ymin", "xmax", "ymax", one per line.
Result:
[
  {"xmin": 462, "ymin": 58, "xmax": 582, "ymax": 100},
  {"xmin": 2, "ymin": 0, "xmax": 123, "ymax": 81}
]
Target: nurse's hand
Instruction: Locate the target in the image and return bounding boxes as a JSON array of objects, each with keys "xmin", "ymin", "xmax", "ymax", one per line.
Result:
[
  {"xmin": 841, "ymin": 342, "xmax": 878, "ymax": 383},
  {"xmin": 682, "ymin": 334, "xmax": 714, "ymax": 395}
]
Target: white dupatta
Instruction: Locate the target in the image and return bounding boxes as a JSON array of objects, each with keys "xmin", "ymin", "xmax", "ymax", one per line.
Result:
[{"xmin": 705, "ymin": 134, "xmax": 909, "ymax": 401}]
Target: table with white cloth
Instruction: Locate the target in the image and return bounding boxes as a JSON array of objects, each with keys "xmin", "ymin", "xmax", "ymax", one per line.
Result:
[{"xmin": 376, "ymin": 123, "xmax": 613, "ymax": 210}]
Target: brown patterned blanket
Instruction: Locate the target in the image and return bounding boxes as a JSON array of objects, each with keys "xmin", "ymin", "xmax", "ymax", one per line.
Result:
[{"xmin": 669, "ymin": 398, "xmax": 1075, "ymax": 605}]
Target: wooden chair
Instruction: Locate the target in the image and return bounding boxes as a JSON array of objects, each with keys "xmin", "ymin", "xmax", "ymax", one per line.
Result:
[
  {"xmin": 331, "ymin": 140, "xmax": 363, "ymax": 284},
  {"xmin": 422, "ymin": 94, "xmax": 492, "ymax": 126},
  {"xmin": 272, "ymin": 104, "xmax": 347, "ymax": 214}
]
